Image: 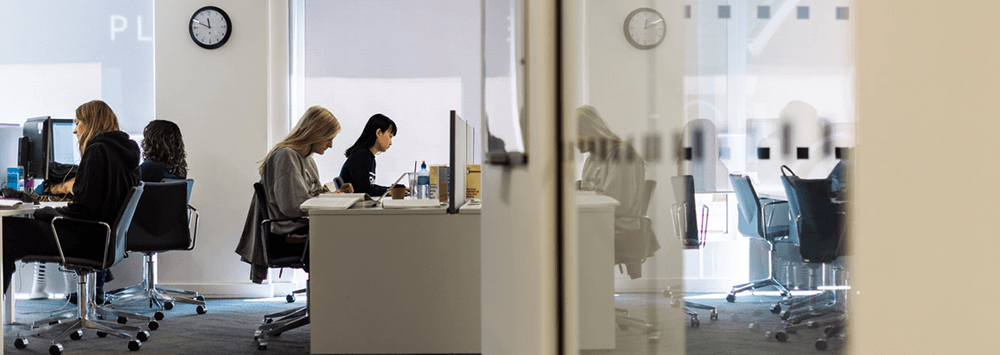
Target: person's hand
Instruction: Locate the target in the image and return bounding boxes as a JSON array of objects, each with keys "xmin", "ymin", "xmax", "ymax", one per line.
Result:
[{"xmin": 337, "ymin": 183, "xmax": 354, "ymax": 194}]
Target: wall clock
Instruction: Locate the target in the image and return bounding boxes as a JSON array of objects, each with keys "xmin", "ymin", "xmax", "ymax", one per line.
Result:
[
  {"xmin": 623, "ymin": 7, "xmax": 666, "ymax": 50},
  {"xmin": 189, "ymin": 6, "xmax": 232, "ymax": 49}
]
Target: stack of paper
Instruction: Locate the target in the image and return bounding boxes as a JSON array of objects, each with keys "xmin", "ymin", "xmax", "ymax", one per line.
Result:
[
  {"xmin": 0, "ymin": 199, "xmax": 23, "ymax": 209},
  {"xmin": 300, "ymin": 194, "xmax": 367, "ymax": 210},
  {"xmin": 381, "ymin": 199, "xmax": 443, "ymax": 209}
]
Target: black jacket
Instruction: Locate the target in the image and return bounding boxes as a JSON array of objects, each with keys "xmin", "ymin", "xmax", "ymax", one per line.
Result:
[
  {"xmin": 339, "ymin": 148, "xmax": 388, "ymax": 196},
  {"xmin": 34, "ymin": 131, "xmax": 141, "ymax": 223}
]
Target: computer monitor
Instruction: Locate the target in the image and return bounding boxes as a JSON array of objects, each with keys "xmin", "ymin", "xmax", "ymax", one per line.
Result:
[{"xmin": 19, "ymin": 116, "xmax": 76, "ymax": 181}]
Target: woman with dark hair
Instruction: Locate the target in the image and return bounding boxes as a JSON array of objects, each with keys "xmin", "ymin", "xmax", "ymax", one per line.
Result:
[
  {"xmin": 140, "ymin": 119, "xmax": 187, "ymax": 182},
  {"xmin": 2, "ymin": 100, "xmax": 140, "ymax": 294},
  {"xmin": 339, "ymin": 113, "xmax": 398, "ymax": 196}
]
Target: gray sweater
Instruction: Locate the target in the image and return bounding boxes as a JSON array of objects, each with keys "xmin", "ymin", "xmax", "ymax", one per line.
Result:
[{"xmin": 260, "ymin": 146, "xmax": 323, "ymax": 235}]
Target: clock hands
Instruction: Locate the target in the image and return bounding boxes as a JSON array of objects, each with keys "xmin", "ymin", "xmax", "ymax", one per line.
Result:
[
  {"xmin": 192, "ymin": 18, "xmax": 211, "ymax": 29},
  {"xmin": 644, "ymin": 18, "xmax": 663, "ymax": 29}
]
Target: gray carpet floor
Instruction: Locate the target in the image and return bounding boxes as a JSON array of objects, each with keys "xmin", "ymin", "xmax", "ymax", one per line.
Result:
[{"xmin": 2, "ymin": 293, "xmax": 844, "ymax": 355}]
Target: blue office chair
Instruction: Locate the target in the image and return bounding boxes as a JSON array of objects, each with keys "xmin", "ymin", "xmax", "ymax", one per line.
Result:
[
  {"xmin": 773, "ymin": 166, "xmax": 848, "ymax": 349},
  {"xmin": 13, "ymin": 184, "xmax": 150, "ymax": 354},
  {"xmin": 251, "ymin": 182, "xmax": 310, "ymax": 351},
  {"xmin": 666, "ymin": 175, "xmax": 718, "ymax": 327},
  {"xmin": 106, "ymin": 180, "xmax": 206, "ymax": 319},
  {"xmin": 726, "ymin": 174, "xmax": 792, "ymax": 313}
]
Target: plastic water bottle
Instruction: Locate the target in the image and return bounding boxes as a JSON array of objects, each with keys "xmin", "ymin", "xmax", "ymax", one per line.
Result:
[{"xmin": 417, "ymin": 161, "xmax": 431, "ymax": 199}]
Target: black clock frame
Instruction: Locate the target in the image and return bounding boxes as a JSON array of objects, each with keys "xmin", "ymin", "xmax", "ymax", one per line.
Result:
[{"xmin": 189, "ymin": 6, "xmax": 232, "ymax": 50}]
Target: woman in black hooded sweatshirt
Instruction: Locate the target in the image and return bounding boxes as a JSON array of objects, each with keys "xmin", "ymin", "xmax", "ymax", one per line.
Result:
[{"xmin": 2, "ymin": 100, "xmax": 140, "ymax": 295}]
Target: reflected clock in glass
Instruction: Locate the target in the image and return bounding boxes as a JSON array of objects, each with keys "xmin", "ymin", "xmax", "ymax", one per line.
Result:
[
  {"xmin": 189, "ymin": 6, "xmax": 232, "ymax": 49},
  {"xmin": 623, "ymin": 7, "xmax": 666, "ymax": 50}
]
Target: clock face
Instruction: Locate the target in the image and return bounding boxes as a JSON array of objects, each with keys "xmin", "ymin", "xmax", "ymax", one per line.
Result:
[
  {"xmin": 624, "ymin": 8, "xmax": 666, "ymax": 50},
  {"xmin": 189, "ymin": 6, "xmax": 232, "ymax": 49}
]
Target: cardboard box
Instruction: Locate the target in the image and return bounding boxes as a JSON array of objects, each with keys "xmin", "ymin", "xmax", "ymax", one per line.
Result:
[{"xmin": 466, "ymin": 164, "xmax": 481, "ymax": 199}]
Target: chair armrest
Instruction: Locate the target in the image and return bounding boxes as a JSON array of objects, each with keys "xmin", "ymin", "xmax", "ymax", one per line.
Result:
[
  {"xmin": 50, "ymin": 216, "xmax": 112, "ymax": 269},
  {"xmin": 187, "ymin": 204, "xmax": 199, "ymax": 250},
  {"xmin": 760, "ymin": 199, "xmax": 790, "ymax": 241}
]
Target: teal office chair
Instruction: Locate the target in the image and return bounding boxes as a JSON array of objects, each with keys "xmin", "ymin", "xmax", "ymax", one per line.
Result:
[
  {"xmin": 106, "ymin": 180, "xmax": 206, "ymax": 319},
  {"xmin": 251, "ymin": 183, "xmax": 310, "ymax": 351},
  {"xmin": 13, "ymin": 184, "xmax": 151, "ymax": 354},
  {"xmin": 726, "ymin": 174, "xmax": 792, "ymax": 313},
  {"xmin": 666, "ymin": 175, "xmax": 718, "ymax": 327},
  {"xmin": 773, "ymin": 166, "xmax": 848, "ymax": 350}
]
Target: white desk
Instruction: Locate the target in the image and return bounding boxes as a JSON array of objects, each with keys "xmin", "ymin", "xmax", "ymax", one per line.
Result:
[
  {"xmin": 576, "ymin": 193, "xmax": 618, "ymax": 350},
  {"xmin": 306, "ymin": 202, "xmax": 481, "ymax": 354},
  {"xmin": 756, "ymin": 185, "xmax": 787, "ymax": 201}
]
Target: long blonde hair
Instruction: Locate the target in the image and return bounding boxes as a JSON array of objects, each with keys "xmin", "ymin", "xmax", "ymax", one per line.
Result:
[
  {"xmin": 76, "ymin": 100, "xmax": 121, "ymax": 153},
  {"xmin": 577, "ymin": 105, "xmax": 621, "ymax": 143},
  {"xmin": 259, "ymin": 106, "xmax": 341, "ymax": 173}
]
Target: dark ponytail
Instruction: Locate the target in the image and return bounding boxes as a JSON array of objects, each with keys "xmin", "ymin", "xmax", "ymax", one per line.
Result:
[{"xmin": 344, "ymin": 113, "xmax": 397, "ymax": 157}]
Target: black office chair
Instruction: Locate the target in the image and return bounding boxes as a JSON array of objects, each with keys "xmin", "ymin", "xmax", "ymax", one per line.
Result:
[
  {"xmin": 773, "ymin": 167, "xmax": 848, "ymax": 349},
  {"xmin": 13, "ymin": 184, "xmax": 151, "ymax": 354},
  {"xmin": 106, "ymin": 180, "xmax": 206, "ymax": 319},
  {"xmin": 251, "ymin": 182, "xmax": 310, "ymax": 351},
  {"xmin": 665, "ymin": 175, "xmax": 718, "ymax": 327},
  {"xmin": 613, "ymin": 180, "xmax": 661, "ymax": 341},
  {"xmin": 726, "ymin": 174, "xmax": 793, "ymax": 313}
]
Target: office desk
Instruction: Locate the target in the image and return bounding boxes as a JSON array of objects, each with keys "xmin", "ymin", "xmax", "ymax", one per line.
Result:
[
  {"xmin": 576, "ymin": 193, "xmax": 618, "ymax": 350},
  {"xmin": 756, "ymin": 185, "xmax": 786, "ymax": 200},
  {"xmin": 306, "ymin": 203, "xmax": 481, "ymax": 354}
]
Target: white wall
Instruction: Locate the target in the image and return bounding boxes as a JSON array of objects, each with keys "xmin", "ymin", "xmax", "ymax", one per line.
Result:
[
  {"xmin": 853, "ymin": 0, "xmax": 1000, "ymax": 353},
  {"xmin": 154, "ymin": 0, "xmax": 281, "ymax": 297}
]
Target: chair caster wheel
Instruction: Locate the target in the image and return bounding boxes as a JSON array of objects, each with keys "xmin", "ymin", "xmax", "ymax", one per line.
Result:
[
  {"xmin": 690, "ymin": 317, "xmax": 700, "ymax": 327},
  {"xmin": 257, "ymin": 340, "xmax": 267, "ymax": 350},
  {"xmin": 669, "ymin": 298, "xmax": 680, "ymax": 308},
  {"xmin": 780, "ymin": 310, "xmax": 792, "ymax": 320},
  {"xmin": 164, "ymin": 301, "xmax": 174, "ymax": 310},
  {"xmin": 148, "ymin": 320, "xmax": 159, "ymax": 331},
  {"xmin": 710, "ymin": 310, "xmax": 718, "ymax": 320},
  {"xmin": 816, "ymin": 338, "xmax": 829, "ymax": 350},
  {"xmin": 662, "ymin": 289, "xmax": 671, "ymax": 298},
  {"xmin": 97, "ymin": 331, "xmax": 108, "ymax": 338},
  {"xmin": 117, "ymin": 316, "xmax": 128, "ymax": 324},
  {"xmin": 154, "ymin": 311, "xmax": 165, "ymax": 320},
  {"xmin": 69, "ymin": 330, "xmax": 83, "ymax": 340},
  {"xmin": 807, "ymin": 321, "xmax": 818, "ymax": 329},
  {"xmin": 286, "ymin": 294, "xmax": 296, "ymax": 303},
  {"xmin": 195, "ymin": 295, "xmax": 206, "ymax": 302},
  {"xmin": 128, "ymin": 339, "xmax": 142, "ymax": 351},
  {"xmin": 14, "ymin": 337, "xmax": 28, "ymax": 349},
  {"xmin": 196, "ymin": 305, "xmax": 207, "ymax": 314},
  {"xmin": 769, "ymin": 304, "xmax": 781, "ymax": 314},
  {"xmin": 775, "ymin": 331, "xmax": 788, "ymax": 342},
  {"xmin": 49, "ymin": 343, "xmax": 64, "ymax": 355},
  {"xmin": 726, "ymin": 294, "xmax": 736, "ymax": 302},
  {"xmin": 254, "ymin": 330, "xmax": 262, "ymax": 340},
  {"xmin": 264, "ymin": 318, "xmax": 273, "ymax": 324},
  {"xmin": 137, "ymin": 331, "xmax": 150, "ymax": 342}
]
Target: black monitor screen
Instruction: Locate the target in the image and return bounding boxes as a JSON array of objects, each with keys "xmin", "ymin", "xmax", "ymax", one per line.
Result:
[{"xmin": 19, "ymin": 117, "xmax": 75, "ymax": 180}]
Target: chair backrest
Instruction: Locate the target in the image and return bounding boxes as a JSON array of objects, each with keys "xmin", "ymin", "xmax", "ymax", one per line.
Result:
[
  {"xmin": 670, "ymin": 175, "xmax": 699, "ymax": 247},
  {"xmin": 162, "ymin": 178, "xmax": 194, "ymax": 203},
  {"xmin": 252, "ymin": 182, "xmax": 307, "ymax": 268},
  {"xmin": 788, "ymin": 175, "xmax": 843, "ymax": 263},
  {"xmin": 126, "ymin": 181, "xmax": 191, "ymax": 252},
  {"xmin": 780, "ymin": 167, "xmax": 801, "ymax": 244},
  {"xmin": 729, "ymin": 174, "xmax": 764, "ymax": 239},
  {"xmin": 106, "ymin": 183, "xmax": 145, "ymax": 269}
]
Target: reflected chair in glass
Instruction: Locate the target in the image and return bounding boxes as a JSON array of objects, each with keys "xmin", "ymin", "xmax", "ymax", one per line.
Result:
[
  {"xmin": 665, "ymin": 175, "xmax": 718, "ymax": 327},
  {"xmin": 773, "ymin": 167, "xmax": 848, "ymax": 349},
  {"xmin": 613, "ymin": 180, "xmax": 661, "ymax": 341},
  {"xmin": 106, "ymin": 180, "xmax": 206, "ymax": 319},
  {"xmin": 12, "ymin": 185, "xmax": 151, "ymax": 354},
  {"xmin": 726, "ymin": 174, "xmax": 793, "ymax": 313},
  {"xmin": 251, "ymin": 182, "xmax": 310, "ymax": 351}
]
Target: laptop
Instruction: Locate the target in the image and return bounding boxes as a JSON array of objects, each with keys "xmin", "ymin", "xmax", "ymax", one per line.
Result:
[{"xmin": 352, "ymin": 172, "xmax": 408, "ymax": 207}]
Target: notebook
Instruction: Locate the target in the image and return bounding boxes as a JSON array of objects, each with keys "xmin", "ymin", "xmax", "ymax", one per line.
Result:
[
  {"xmin": 381, "ymin": 199, "xmax": 443, "ymax": 209},
  {"xmin": 300, "ymin": 193, "xmax": 370, "ymax": 210},
  {"xmin": 0, "ymin": 199, "xmax": 23, "ymax": 209}
]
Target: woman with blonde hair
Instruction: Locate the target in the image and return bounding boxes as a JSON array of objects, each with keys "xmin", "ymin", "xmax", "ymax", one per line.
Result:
[
  {"xmin": 3, "ymin": 100, "xmax": 141, "ymax": 294},
  {"xmin": 577, "ymin": 105, "xmax": 658, "ymax": 279}
]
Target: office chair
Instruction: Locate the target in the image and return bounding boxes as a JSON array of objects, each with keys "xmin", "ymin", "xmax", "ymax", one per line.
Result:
[
  {"xmin": 772, "ymin": 167, "xmax": 849, "ymax": 349},
  {"xmin": 251, "ymin": 182, "xmax": 310, "ymax": 351},
  {"xmin": 613, "ymin": 180, "xmax": 661, "ymax": 341},
  {"xmin": 665, "ymin": 175, "xmax": 718, "ymax": 327},
  {"xmin": 12, "ymin": 184, "xmax": 152, "ymax": 354},
  {"xmin": 726, "ymin": 174, "xmax": 793, "ymax": 313},
  {"xmin": 106, "ymin": 180, "xmax": 207, "ymax": 320}
]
